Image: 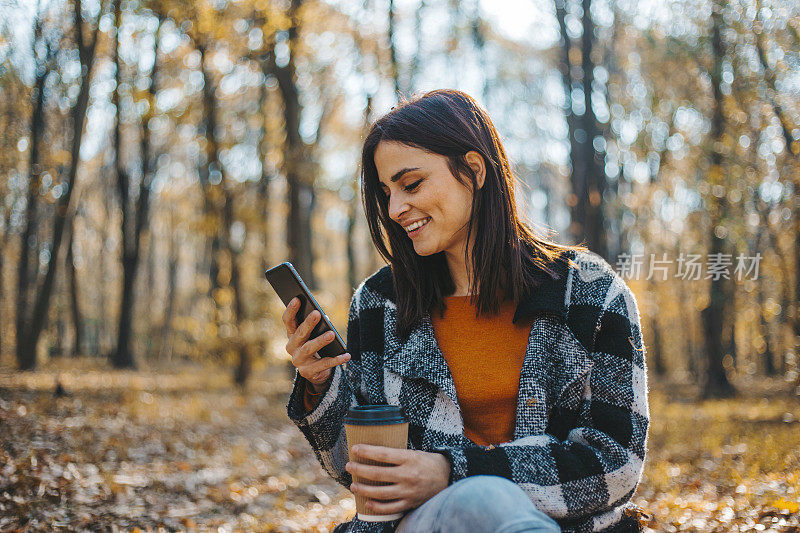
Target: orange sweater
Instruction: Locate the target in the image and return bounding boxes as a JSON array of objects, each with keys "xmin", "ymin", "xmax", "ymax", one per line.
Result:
[
  {"xmin": 305, "ymin": 296, "xmax": 533, "ymax": 445},
  {"xmin": 431, "ymin": 295, "xmax": 533, "ymax": 445}
]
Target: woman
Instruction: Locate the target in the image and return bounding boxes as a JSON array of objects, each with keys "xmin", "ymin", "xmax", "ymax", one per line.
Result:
[{"xmin": 284, "ymin": 89, "xmax": 649, "ymax": 533}]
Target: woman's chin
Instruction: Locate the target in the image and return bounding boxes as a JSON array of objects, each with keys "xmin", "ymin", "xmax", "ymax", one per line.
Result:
[{"xmin": 411, "ymin": 242, "xmax": 437, "ymax": 256}]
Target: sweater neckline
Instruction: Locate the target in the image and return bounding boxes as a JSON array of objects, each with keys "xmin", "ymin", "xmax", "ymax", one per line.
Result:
[{"xmin": 443, "ymin": 289, "xmax": 506, "ymax": 300}]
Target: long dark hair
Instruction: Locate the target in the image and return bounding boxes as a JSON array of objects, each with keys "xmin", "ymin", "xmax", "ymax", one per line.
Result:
[{"xmin": 361, "ymin": 89, "xmax": 581, "ymax": 340}]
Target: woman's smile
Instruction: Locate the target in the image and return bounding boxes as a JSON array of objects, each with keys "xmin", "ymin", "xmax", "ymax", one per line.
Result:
[{"xmin": 405, "ymin": 217, "xmax": 431, "ymax": 238}]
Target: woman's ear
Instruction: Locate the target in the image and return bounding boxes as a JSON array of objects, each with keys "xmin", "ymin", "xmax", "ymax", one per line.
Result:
[{"xmin": 464, "ymin": 151, "xmax": 486, "ymax": 189}]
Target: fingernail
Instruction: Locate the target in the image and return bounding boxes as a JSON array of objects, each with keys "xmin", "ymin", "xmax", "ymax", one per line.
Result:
[{"xmin": 325, "ymin": 331, "xmax": 334, "ymax": 339}]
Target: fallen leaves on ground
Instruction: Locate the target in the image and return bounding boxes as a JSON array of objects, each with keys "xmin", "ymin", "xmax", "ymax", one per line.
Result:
[
  {"xmin": 636, "ymin": 378, "xmax": 800, "ymax": 532},
  {"xmin": 1, "ymin": 360, "xmax": 798, "ymax": 531},
  {"xmin": 0, "ymin": 359, "xmax": 354, "ymax": 532}
]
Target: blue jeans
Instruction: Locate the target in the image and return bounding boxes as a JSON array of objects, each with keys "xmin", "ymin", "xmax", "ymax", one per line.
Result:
[{"xmin": 395, "ymin": 475, "xmax": 561, "ymax": 533}]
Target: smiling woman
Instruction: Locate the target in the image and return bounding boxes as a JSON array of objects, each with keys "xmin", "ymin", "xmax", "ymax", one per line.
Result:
[{"xmin": 283, "ymin": 89, "xmax": 650, "ymax": 533}]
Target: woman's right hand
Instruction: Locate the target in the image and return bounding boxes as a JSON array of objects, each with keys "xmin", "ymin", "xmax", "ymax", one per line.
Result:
[{"xmin": 282, "ymin": 297, "xmax": 351, "ymax": 391}]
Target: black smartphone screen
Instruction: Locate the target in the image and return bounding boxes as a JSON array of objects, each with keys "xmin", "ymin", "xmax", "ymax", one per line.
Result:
[{"xmin": 265, "ymin": 262, "xmax": 346, "ymax": 358}]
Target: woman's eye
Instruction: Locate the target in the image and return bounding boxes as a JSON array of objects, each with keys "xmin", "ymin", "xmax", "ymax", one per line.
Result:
[
  {"xmin": 404, "ymin": 179, "xmax": 422, "ymax": 192},
  {"xmin": 381, "ymin": 179, "xmax": 421, "ymax": 199}
]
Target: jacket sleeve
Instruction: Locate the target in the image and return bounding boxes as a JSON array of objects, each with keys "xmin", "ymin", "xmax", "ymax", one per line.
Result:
[
  {"xmin": 432, "ymin": 278, "xmax": 649, "ymax": 523},
  {"xmin": 286, "ymin": 284, "xmax": 368, "ymax": 488}
]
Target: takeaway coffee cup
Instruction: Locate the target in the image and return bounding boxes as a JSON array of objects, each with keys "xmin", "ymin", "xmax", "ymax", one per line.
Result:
[{"xmin": 344, "ymin": 405, "xmax": 409, "ymax": 522}]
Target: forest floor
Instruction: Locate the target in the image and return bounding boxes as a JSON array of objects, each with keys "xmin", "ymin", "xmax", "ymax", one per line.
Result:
[{"xmin": 1, "ymin": 358, "xmax": 799, "ymax": 532}]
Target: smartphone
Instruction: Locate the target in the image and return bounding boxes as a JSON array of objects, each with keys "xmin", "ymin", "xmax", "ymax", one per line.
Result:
[{"xmin": 265, "ymin": 262, "xmax": 346, "ymax": 358}]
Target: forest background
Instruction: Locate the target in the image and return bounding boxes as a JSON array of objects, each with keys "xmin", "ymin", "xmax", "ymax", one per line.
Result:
[{"xmin": 0, "ymin": 0, "xmax": 799, "ymax": 530}]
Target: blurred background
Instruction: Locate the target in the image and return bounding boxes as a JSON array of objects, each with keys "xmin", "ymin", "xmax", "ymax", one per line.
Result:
[{"xmin": 0, "ymin": 0, "xmax": 798, "ymax": 530}]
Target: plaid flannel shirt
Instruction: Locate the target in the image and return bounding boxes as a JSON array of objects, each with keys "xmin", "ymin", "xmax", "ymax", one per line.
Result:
[{"xmin": 287, "ymin": 250, "xmax": 649, "ymax": 533}]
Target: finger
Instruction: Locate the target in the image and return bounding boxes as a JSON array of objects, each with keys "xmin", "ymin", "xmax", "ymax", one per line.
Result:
[
  {"xmin": 286, "ymin": 309, "xmax": 320, "ymax": 355},
  {"xmin": 351, "ymin": 482, "xmax": 403, "ymax": 501},
  {"xmin": 282, "ymin": 298, "xmax": 299, "ymax": 334},
  {"xmin": 351, "ymin": 444, "xmax": 409, "ymax": 464},
  {"xmin": 363, "ymin": 498, "xmax": 408, "ymax": 516},
  {"xmin": 300, "ymin": 330, "xmax": 337, "ymax": 359},
  {"xmin": 346, "ymin": 461, "xmax": 399, "ymax": 483},
  {"xmin": 309, "ymin": 353, "xmax": 351, "ymax": 374},
  {"xmin": 293, "ymin": 331, "xmax": 333, "ymax": 366},
  {"xmin": 292, "ymin": 309, "xmax": 320, "ymax": 346}
]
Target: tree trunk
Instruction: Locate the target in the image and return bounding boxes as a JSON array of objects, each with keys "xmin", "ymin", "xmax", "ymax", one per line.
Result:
[
  {"xmin": 98, "ymin": 168, "xmax": 113, "ymax": 357},
  {"xmin": 198, "ymin": 42, "xmax": 224, "ymax": 344},
  {"xmin": 195, "ymin": 40, "xmax": 248, "ymax": 384},
  {"xmin": 0, "ymin": 234, "xmax": 6, "ymax": 361},
  {"xmin": 760, "ymin": 205, "xmax": 792, "ymax": 373},
  {"xmin": 726, "ymin": 281, "xmax": 737, "ymax": 368},
  {"xmin": 579, "ymin": 0, "xmax": 607, "ymax": 260},
  {"xmin": 66, "ymin": 214, "xmax": 83, "ymax": 357},
  {"xmin": 137, "ymin": 18, "xmax": 160, "ymax": 360},
  {"xmin": 701, "ymin": 1, "xmax": 735, "ymax": 398},
  {"xmin": 222, "ymin": 132, "xmax": 246, "ymax": 384},
  {"xmin": 231, "ymin": 241, "xmax": 249, "ymax": 386},
  {"xmin": 678, "ymin": 274, "xmax": 699, "ymax": 379},
  {"xmin": 346, "ymin": 197, "xmax": 358, "ymax": 291},
  {"xmin": 757, "ymin": 278, "xmax": 775, "ymax": 375},
  {"xmin": 15, "ymin": 14, "xmax": 49, "ymax": 370},
  {"xmin": 196, "ymin": 44, "xmax": 223, "ymax": 306},
  {"xmin": 555, "ymin": 0, "xmax": 608, "ymax": 259},
  {"xmin": 747, "ymin": 206, "xmax": 771, "ymax": 374},
  {"xmin": 647, "ymin": 279, "xmax": 665, "ymax": 377},
  {"xmin": 258, "ymin": 57, "xmax": 272, "ymax": 269},
  {"xmin": 159, "ymin": 227, "xmax": 178, "ymax": 361},
  {"xmin": 770, "ymin": 227, "xmax": 791, "ymax": 372},
  {"xmin": 273, "ymin": 0, "xmax": 316, "ymax": 288},
  {"xmin": 112, "ymin": 7, "xmax": 159, "ymax": 368},
  {"xmin": 17, "ymin": 0, "xmax": 102, "ymax": 370},
  {"xmin": 0, "ymin": 89, "xmax": 19, "ymax": 362},
  {"xmin": 112, "ymin": 0, "xmax": 135, "ymax": 368},
  {"xmin": 144, "ymin": 231, "xmax": 157, "ymax": 359},
  {"xmin": 284, "ymin": 133, "xmax": 315, "ymax": 287},
  {"xmin": 753, "ymin": 0, "xmax": 800, "ymax": 374},
  {"xmin": 769, "ymin": 231, "xmax": 793, "ymax": 373},
  {"xmin": 409, "ymin": 0, "xmax": 425, "ymax": 93},
  {"xmin": 52, "ymin": 278, "xmax": 65, "ymax": 358},
  {"xmin": 794, "ymin": 225, "xmax": 800, "ymax": 377},
  {"xmin": 347, "ymin": 92, "xmax": 373, "ymax": 290},
  {"xmin": 701, "ymin": 233, "xmax": 734, "ymax": 397},
  {"xmin": 388, "ymin": 0, "xmax": 401, "ymax": 98}
]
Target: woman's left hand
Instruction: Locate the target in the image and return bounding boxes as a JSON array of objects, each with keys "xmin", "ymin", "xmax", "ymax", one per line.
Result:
[{"xmin": 345, "ymin": 445, "xmax": 451, "ymax": 515}]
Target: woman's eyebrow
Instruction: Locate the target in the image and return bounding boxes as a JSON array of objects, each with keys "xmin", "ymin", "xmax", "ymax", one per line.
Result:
[
  {"xmin": 389, "ymin": 167, "xmax": 421, "ymax": 183},
  {"xmin": 379, "ymin": 167, "xmax": 421, "ymax": 189}
]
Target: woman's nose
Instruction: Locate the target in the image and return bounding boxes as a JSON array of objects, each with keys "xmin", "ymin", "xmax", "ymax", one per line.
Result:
[{"xmin": 388, "ymin": 194, "xmax": 409, "ymax": 222}]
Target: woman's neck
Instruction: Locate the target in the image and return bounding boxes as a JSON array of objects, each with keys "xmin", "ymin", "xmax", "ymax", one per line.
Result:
[
  {"xmin": 445, "ymin": 231, "xmax": 475, "ymax": 296},
  {"xmin": 444, "ymin": 243, "xmax": 511, "ymax": 298}
]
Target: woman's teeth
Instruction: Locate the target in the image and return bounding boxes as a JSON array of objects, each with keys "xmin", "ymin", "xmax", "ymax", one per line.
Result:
[{"xmin": 405, "ymin": 217, "xmax": 430, "ymax": 232}]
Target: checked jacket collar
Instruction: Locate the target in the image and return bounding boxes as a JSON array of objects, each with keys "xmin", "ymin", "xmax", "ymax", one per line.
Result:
[{"xmin": 373, "ymin": 253, "xmax": 575, "ymax": 415}]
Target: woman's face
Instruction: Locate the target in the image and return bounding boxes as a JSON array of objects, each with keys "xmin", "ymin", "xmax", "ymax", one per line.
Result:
[{"xmin": 374, "ymin": 141, "xmax": 482, "ymax": 258}]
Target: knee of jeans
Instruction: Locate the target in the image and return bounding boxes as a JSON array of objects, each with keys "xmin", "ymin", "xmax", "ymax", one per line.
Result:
[{"xmin": 444, "ymin": 475, "xmax": 531, "ymax": 511}]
